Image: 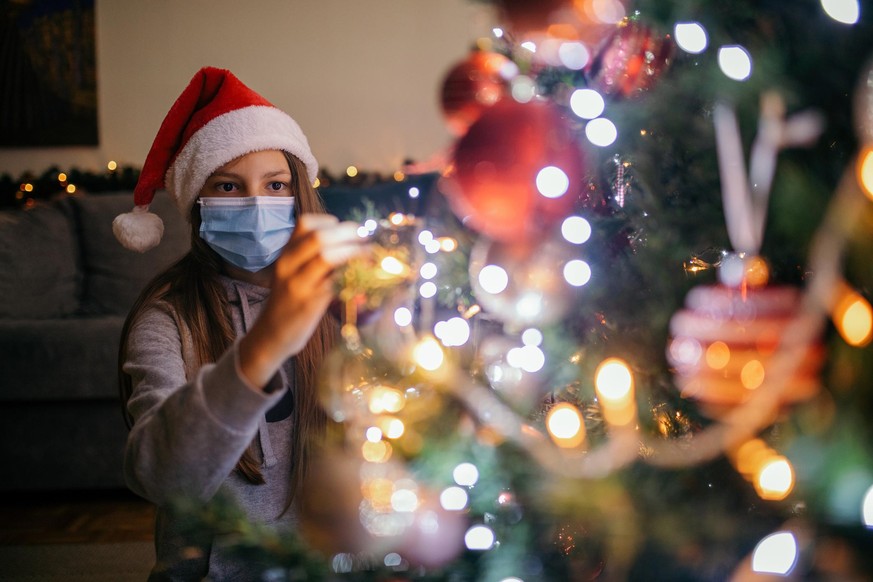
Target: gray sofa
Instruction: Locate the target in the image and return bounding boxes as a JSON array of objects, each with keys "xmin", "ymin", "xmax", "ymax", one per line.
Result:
[
  {"xmin": 0, "ymin": 191, "xmax": 189, "ymax": 491},
  {"xmin": 0, "ymin": 174, "xmax": 437, "ymax": 492}
]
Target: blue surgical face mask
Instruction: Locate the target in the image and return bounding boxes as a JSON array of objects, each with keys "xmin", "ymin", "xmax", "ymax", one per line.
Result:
[{"xmin": 198, "ymin": 196, "xmax": 296, "ymax": 272}]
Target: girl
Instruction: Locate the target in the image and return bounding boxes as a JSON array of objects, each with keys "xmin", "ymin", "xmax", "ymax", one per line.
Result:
[{"xmin": 114, "ymin": 67, "xmax": 362, "ymax": 581}]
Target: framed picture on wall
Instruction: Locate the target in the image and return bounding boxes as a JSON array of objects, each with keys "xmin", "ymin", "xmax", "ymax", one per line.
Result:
[{"xmin": 0, "ymin": 0, "xmax": 98, "ymax": 147}]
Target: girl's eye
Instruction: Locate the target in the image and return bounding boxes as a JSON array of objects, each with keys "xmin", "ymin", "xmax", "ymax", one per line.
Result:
[
  {"xmin": 217, "ymin": 182, "xmax": 238, "ymax": 193},
  {"xmin": 268, "ymin": 182, "xmax": 287, "ymax": 192}
]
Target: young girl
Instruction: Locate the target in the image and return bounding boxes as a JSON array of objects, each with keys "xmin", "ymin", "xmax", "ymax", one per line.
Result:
[{"xmin": 114, "ymin": 67, "xmax": 362, "ymax": 580}]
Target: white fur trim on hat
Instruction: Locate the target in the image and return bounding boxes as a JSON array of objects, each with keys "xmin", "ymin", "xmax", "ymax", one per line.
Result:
[
  {"xmin": 165, "ymin": 105, "xmax": 319, "ymax": 217},
  {"xmin": 112, "ymin": 205, "xmax": 165, "ymax": 252}
]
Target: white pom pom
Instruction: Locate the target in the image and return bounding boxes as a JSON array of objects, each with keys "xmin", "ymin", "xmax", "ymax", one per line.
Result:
[{"xmin": 112, "ymin": 206, "xmax": 164, "ymax": 252}]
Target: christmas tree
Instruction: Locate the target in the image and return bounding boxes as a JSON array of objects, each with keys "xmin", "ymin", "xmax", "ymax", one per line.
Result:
[{"xmin": 177, "ymin": 1, "xmax": 873, "ymax": 579}]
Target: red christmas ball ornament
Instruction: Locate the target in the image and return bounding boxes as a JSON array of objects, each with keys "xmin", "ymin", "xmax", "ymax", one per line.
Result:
[
  {"xmin": 442, "ymin": 98, "xmax": 587, "ymax": 242},
  {"xmin": 587, "ymin": 20, "xmax": 674, "ymax": 99},
  {"xmin": 667, "ymin": 257, "xmax": 823, "ymax": 419},
  {"xmin": 440, "ymin": 50, "xmax": 513, "ymax": 137}
]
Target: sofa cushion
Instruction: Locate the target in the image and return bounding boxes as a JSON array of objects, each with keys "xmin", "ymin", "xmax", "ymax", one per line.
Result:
[
  {"xmin": 0, "ymin": 315, "xmax": 125, "ymax": 401},
  {"xmin": 0, "ymin": 199, "xmax": 81, "ymax": 318},
  {"xmin": 73, "ymin": 191, "xmax": 190, "ymax": 316}
]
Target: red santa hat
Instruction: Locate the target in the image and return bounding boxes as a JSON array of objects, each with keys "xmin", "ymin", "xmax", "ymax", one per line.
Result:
[{"xmin": 113, "ymin": 66, "xmax": 318, "ymax": 252}]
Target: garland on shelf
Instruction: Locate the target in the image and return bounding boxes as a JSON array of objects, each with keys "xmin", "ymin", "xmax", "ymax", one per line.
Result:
[{"xmin": 0, "ymin": 163, "xmax": 418, "ymax": 210}]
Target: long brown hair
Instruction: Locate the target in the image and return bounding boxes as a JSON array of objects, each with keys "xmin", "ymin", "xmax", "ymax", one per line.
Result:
[{"xmin": 119, "ymin": 151, "xmax": 334, "ymax": 499}]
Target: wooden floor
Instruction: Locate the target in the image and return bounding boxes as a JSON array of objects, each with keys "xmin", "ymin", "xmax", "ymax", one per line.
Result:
[{"xmin": 0, "ymin": 489, "xmax": 154, "ymax": 545}]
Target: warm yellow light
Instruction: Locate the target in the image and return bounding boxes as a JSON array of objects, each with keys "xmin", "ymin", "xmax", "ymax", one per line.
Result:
[
  {"xmin": 368, "ymin": 385, "xmax": 405, "ymax": 414},
  {"xmin": 858, "ymin": 147, "xmax": 873, "ymax": 200},
  {"xmin": 380, "ymin": 256, "xmax": 406, "ymax": 276},
  {"xmin": 57, "ymin": 172, "xmax": 67, "ymax": 182},
  {"xmin": 705, "ymin": 341, "xmax": 731, "ymax": 370},
  {"xmin": 66, "ymin": 184, "xmax": 76, "ymax": 194},
  {"xmin": 23, "ymin": 183, "xmax": 33, "ymax": 192},
  {"xmin": 362, "ymin": 440, "xmax": 392, "ymax": 463},
  {"xmin": 546, "ymin": 403, "xmax": 586, "ymax": 448},
  {"xmin": 107, "ymin": 160, "xmax": 118, "ymax": 171},
  {"xmin": 346, "ymin": 165, "xmax": 359, "ymax": 178},
  {"xmin": 379, "ymin": 416, "xmax": 405, "ymax": 439},
  {"xmin": 835, "ymin": 290, "xmax": 873, "ymax": 347},
  {"xmin": 393, "ymin": 170, "xmax": 405, "ymax": 181},
  {"xmin": 731, "ymin": 438, "xmax": 770, "ymax": 477},
  {"xmin": 745, "ymin": 256, "xmax": 770, "ymax": 287},
  {"xmin": 594, "ymin": 357, "xmax": 636, "ymax": 426},
  {"xmin": 313, "ymin": 178, "xmax": 321, "ymax": 188},
  {"xmin": 362, "ymin": 477, "xmax": 394, "ymax": 510},
  {"xmin": 413, "ymin": 336, "xmax": 445, "ymax": 371},
  {"xmin": 389, "ymin": 212, "xmax": 404, "ymax": 225},
  {"xmin": 755, "ymin": 456, "xmax": 795, "ymax": 500},
  {"xmin": 595, "ymin": 358, "xmax": 634, "ymax": 401},
  {"xmin": 741, "ymin": 360, "xmax": 766, "ymax": 390},
  {"xmin": 439, "ymin": 237, "xmax": 458, "ymax": 252}
]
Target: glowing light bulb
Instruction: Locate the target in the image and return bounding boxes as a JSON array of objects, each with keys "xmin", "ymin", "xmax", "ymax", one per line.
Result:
[
  {"xmin": 705, "ymin": 341, "xmax": 731, "ymax": 370},
  {"xmin": 570, "ymin": 89, "xmax": 605, "ymax": 120},
  {"xmin": 585, "ymin": 117, "xmax": 618, "ymax": 147},
  {"xmin": 394, "ymin": 307, "xmax": 413, "ymax": 327},
  {"xmin": 862, "ymin": 483, "xmax": 873, "ymax": 527},
  {"xmin": 857, "ymin": 148, "xmax": 873, "ymax": 199},
  {"xmin": 755, "ymin": 456, "xmax": 795, "ymax": 500},
  {"xmin": 408, "ymin": 186, "xmax": 420, "ymax": 198},
  {"xmin": 434, "ymin": 317, "xmax": 471, "ymax": 347},
  {"xmin": 718, "ymin": 45, "xmax": 753, "ymax": 81},
  {"xmin": 57, "ymin": 173, "xmax": 67, "ymax": 182},
  {"xmin": 478, "ymin": 264, "xmax": 509, "ymax": 294},
  {"xmin": 820, "ymin": 0, "xmax": 860, "ymax": 24},
  {"xmin": 368, "ymin": 385, "xmax": 405, "ymax": 414},
  {"xmin": 380, "ymin": 417, "xmax": 405, "ymax": 439},
  {"xmin": 440, "ymin": 486, "xmax": 469, "ymax": 511},
  {"xmin": 453, "ymin": 462, "xmax": 479, "ymax": 486},
  {"xmin": 674, "ymin": 22, "xmax": 708, "ymax": 54},
  {"xmin": 465, "ymin": 525, "xmax": 495, "ymax": 550},
  {"xmin": 107, "ymin": 160, "xmax": 118, "ymax": 171},
  {"xmin": 412, "ymin": 336, "xmax": 445, "ymax": 371},
  {"xmin": 420, "ymin": 262, "xmax": 438, "ymax": 279},
  {"xmin": 835, "ymin": 288, "xmax": 873, "ymax": 347},
  {"xmin": 751, "ymin": 532, "xmax": 798, "ymax": 575},
  {"xmin": 558, "ymin": 42, "xmax": 590, "ymax": 70},
  {"xmin": 594, "ymin": 357, "xmax": 635, "ymax": 426},
  {"xmin": 561, "ymin": 215, "xmax": 592, "ymax": 244},
  {"xmin": 346, "ymin": 165, "xmax": 358, "ymax": 177},
  {"xmin": 366, "ymin": 427, "xmax": 383, "ymax": 442},
  {"xmin": 536, "ymin": 166, "xmax": 570, "ymax": 198},
  {"xmin": 380, "ymin": 255, "xmax": 406, "ymax": 276},
  {"xmin": 521, "ymin": 328, "xmax": 543, "ymax": 347},
  {"xmin": 419, "ymin": 281, "xmax": 437, "ymax": 298},
  {"xmin": 546, "ymin": 403, "xmax": 586, "ymax": 448},
  {"xmin": 563, "ymin": 259, "xmax": 592, "ymax": 287}
]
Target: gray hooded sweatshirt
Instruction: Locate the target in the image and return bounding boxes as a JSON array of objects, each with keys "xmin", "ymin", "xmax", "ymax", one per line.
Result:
[{"xmin": 123, "ymin": 276, "xmax": 297, "ymax": 581}]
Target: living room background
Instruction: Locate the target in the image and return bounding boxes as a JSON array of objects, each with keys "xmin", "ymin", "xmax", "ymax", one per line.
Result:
[{"xmin": 0, "ymin": 0, "xmax": 497, "ymax": 178}]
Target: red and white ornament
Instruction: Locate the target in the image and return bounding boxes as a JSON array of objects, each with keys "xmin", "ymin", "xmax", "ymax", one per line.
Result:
[
  {"xmin": 440, "ymin": 50, "xmax": 514, "ymax": 137},
  {"xmin": 667, "ymin": 258, "xmax": 823, "ymax": 419}
]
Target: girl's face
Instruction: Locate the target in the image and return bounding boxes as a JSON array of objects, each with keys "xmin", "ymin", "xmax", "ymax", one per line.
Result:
[{"xmin": 200, "ymin": 150, "xmax": 293, "ymax": 199}]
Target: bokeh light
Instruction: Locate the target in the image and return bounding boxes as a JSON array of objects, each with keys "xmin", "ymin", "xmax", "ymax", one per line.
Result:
[
  {"xmin": 536, "ymin": 166, "xmax": 570, "ymax": 198},
  {"xmin": 585, "ymin": 117, "xmax": 618, "ymax": 147},
  {"xmin": 453, "ymin": 462, "xmax": 480, "ymax": 486},
  {"xmin": 820, "ymin": 0, "xmax": 860, "ymax": 24},
  {"xmin": 546, "ymin": 403, "xmax": 586, "ymax": 448},
  {"xmin": 858, "ymin": 147, "xmax": 873, "ymax": 199},
  {"xmin": 563, "ymin": 259, "xmax": 592, "ymax": 287},
  {"xmin": 595, "ymin": 357, "xmax": 635, "ymax": 425},
  {"xmin": 394, "ymin": 307, "xmax": 413, "ymax": 327},
  {"xmin": 420, "ymin": 262, "xmax": 438, "ymax": 280},
  {"xmin": 435, "ymin": 317, "xmax": 471, "ymax": 347},
  {"xmin": 755, "ymin": 456, "xmax": 795, "ymax": 500},
  {"xmin": 419, "ymin": 281, "xmax": 438, "ymax": 298},
  {"xmin": 478, "ymin": 264, "xmax": 509, "ymax": 294},
  {"xmin": 561, "ymin": 215, "xmax": 592, "ymax": 244},
  {"xmin": 570, "ymin": 89, "xmax": 605, "ymax": 120},
  {"xmin": 718, "ymin": 45, "xmax": 753, "ymax": 81},
  {"xmin": 862, "ymin": 483, "xmax": 873, "ymax": 527},
  {"xmin": 834, "ymin": 288, "xmax": 873, "ymax": 347},
  {"xmin": 705, "ymin": 341, "xmax": 731, "ymax": 370},
  {"xmin": 465, "ymin": 525, "xmax": 495, "ymax": 550},
  {"xmin": 558, "ymin": 42, "xmax": 590, "ymax": 70},
  {"xmin": 440, "ymin": 486, "xmax": 469, "ymax": 511},
  {"xmin": 412, "ymin": 336, "xmax": 445, "ymax": 371},
  {"xmin": 674, "ymin": 22, "xmax": 708, "ymax": 54},
  {"xmin": 521, "ymin": 328, "xmax": 543, "ymax": 347},
  {"xmin": 751, "ymin": 532, "xmax": 798, "ymax": 575}
]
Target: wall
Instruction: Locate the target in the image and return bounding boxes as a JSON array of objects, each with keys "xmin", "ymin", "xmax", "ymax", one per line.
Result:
[{"xmin": 0, "ymin": 0, "xmax": 497, "ymax": 177}]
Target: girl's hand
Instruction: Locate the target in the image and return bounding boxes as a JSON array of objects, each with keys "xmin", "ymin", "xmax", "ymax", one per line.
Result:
[{"xmin": 238, "ymin": 214, "xmax": 364, "ymax": 390}]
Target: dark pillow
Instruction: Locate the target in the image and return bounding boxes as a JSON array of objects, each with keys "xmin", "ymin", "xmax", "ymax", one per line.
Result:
[
  {"xmin": 0, "ymin": 199, "xmax": 81, "ymax": 318},
  {"xmin": 74, "ymin": 191, "xmax": 190, "ymax": 315}
]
